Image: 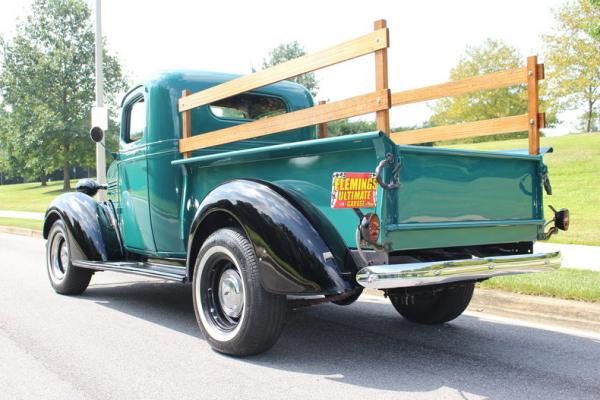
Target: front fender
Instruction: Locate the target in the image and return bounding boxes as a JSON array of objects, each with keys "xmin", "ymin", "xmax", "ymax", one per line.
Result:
[
  {"xmin": 188, "ymin": 179, "xmax": 358, "ymax": 295},
  {"xmin": 43, "ymin": 192, "xmax": 122, "ymax": 262}
]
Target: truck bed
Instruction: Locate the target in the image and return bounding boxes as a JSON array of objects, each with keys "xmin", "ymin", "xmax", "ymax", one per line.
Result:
[
  {"xmin": 172, "ymin": 131, "xmax": 546, "ymax": 252},
  {"xmin": 386, "ymin": 144, "xmax": 544, "ymax": 250}
]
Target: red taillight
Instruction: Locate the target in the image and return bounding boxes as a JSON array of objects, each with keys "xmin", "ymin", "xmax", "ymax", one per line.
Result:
[
  {"xmin": 360, "ymin": 213, "xmax": 380, "ymax": 244},
  {"xmin": 368, "ymin": 214, "xmax": 380, "ymax": 242}
]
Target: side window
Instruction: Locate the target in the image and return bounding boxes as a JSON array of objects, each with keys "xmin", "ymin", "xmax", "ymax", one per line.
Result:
[
  {"xmin": 209, "ymin": 93, "xmax": 287, "ymax": 121},
  {"xmin": 127, "ymin": 97, "xmax": 145, "ymax": 142}
]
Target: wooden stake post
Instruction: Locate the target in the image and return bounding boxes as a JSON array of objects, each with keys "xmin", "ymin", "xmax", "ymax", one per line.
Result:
[
  {"xmin": 181, "ymin": 89, "xmax": 192, "ymax": 158},
  {"xmin": 374, "ymin": 19, "xmax": 391, "ymax": 136},
  {"xmin": 527, "ymin": 55, "xmax": 542, "ymax": 155},
  {"xmin": 317, "ymin": 100, "xmax": 328, "ymax": 138}
]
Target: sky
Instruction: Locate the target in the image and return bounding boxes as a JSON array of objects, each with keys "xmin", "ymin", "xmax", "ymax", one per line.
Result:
[{"xmin": 0, "ymin": 0, "xmax": 576, "ymax": 133}]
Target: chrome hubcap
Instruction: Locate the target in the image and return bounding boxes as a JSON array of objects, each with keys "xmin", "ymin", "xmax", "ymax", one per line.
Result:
[
  {"xmin": 60, "ymin": 241, "xmax": 69, "ymax": 269},
  {"xmin": 196, "ymin": 246, "xmax": 246, "ymax": 339},
  {"xmin": 218, "ymin": 269, "xmax": 244, "ymax": 318},
  {"xmin": 49, "ymin": 233, "xmax": 68, "ymax": 280}
]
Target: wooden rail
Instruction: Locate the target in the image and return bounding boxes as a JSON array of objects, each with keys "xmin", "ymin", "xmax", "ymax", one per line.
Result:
[
  {"xmin": 179, "ymin": 21, "xmax": 390, "ymax": 156},
  {"xmin": 391, "ymin": 114, "xmax": 543, "ymax": 145},
  {"xmin": 390, "ymin": 65, "xmax": 544, "ymax": 107},
  {"xmin": 390, "ymin": 56, "xmax": 544, "ymax": 154},
  {"xmin": 179, "ymin": 28, "xmax": 388, "ymax": 112},
  {"xmin": 180, "ymin": 90, "xmax": 390, "ymax": 152},
  {"xmin": 178, "ymin": 21, "xmax": 546, "ymax": 157}
]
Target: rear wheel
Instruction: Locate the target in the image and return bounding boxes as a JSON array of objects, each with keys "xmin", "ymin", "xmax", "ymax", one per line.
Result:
[
  {"xmin": 46, "ymin": 219, "xmax": 92, "ymax": 295},
  {"xmin": 389, "ymin": 282, "xmax": 474, "ymax": 324},
  {"xmin": 192, "ymin": 228, "xmax": 286, "ymax": 356}
]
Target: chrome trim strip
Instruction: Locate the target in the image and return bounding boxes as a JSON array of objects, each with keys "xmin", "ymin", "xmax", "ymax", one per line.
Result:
[
  {"xmin": 72, "ymin": 260, "xmax": 187, "ymax": 282},
  {"xmin": 356, "ymin": 251, "xmax": 561, "ymax": 289},
  {"xmin": 396, "ymin": 144, "xmax": 544, "ymax": 161},
  {"xmin": 385, "ymin": 219, "xmax": 544, "ymax": 231}
]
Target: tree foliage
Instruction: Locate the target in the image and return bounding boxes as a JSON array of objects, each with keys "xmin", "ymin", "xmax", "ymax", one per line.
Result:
[
  {"xmin": 429, "ymin": 39, "xmax": 530, "ymax": 143},
  {"xmin": 327, "ymin": 119, "xmax": 376, "ymax": 136},
  {"xmin": 543, "ymin": 0, "xmax": 599, "ymax": 132},
  {"xmin": 0, "ymin": 0, "xmax": 126, "ymax": 189},
  {"xmin": 588, "ymin": 0, "xmax": 600, "ymax": 40},
  {"xmin": 326, "ymin": 119, "xmax": 419, "ymax": 140},
  {"xmin": 262, "ymin": 41, "xmax": 319, "ymax": 97}
]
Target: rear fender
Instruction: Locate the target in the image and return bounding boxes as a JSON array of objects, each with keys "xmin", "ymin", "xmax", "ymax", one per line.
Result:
[
  {"xmin": 187, "ymin": 179, "xmax": 358, "ymax": 295},
  {"xmin": 43, "ymin": 192, "xmax": 122, "ymax": 262}
]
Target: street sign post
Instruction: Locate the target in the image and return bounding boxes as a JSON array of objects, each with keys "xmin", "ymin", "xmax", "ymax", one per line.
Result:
[{"xmin": 94, "ymin": 0, "xmax": 106, "ymax": 201}]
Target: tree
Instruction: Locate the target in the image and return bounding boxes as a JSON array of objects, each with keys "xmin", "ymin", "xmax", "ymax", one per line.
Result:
[
  {"xmin": 588, "ymin": 0, "xmax": 600, "ymax": 40},
  {"xmin": 262, "ymin": 41, "xmax": 319, "ymax": 97},
  {"xmin": 543, "ymin": 0, "xmax": 600, "ymax": 132},
  {"xmin": 0, "ymin": 102, "xmax": 57, "ymax": 185},
  {"xmin": 429, "ymin": 39, "xmax": 530, "ymax": 143},
  {"xmin": 327, "ymin": 119, "xmax": 376, "ymax": 136},
  {"xmin": 0, "ymin": 0, "xmax": 126, "ymax": 190}
]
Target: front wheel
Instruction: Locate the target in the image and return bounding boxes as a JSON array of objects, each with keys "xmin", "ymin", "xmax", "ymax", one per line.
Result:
[
  {"xmin": 192, "ymin": 228, "xmax": 286, "ymax": 356},
  {"xmin": 46, "ymin": 219, "xmax": 93, "ymax": 295},
  {"xmin": 389, "ymin": 283, "xmax": 474, "ymax": 324}
]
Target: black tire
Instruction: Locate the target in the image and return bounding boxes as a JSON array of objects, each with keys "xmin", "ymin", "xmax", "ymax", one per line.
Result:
[
  {"xmin": 332, "ymin": 288, "xmax": 363, "ymax": 306},
  {"xmin": 46, "ymin": 219, "xmax": 93, "ymax": 295},
  {"xmin": 389, "ymin": 283, "xmax": 474, "ymax": 324},
  {"xmin": 192, "ymin": 228, "xmax": 286, "ymax": 356}
]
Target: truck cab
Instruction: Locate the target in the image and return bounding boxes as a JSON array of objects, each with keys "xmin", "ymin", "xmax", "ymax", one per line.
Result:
[{"xmin": 110, "ymin": 71, "xmax": 315, "ymax": 258}]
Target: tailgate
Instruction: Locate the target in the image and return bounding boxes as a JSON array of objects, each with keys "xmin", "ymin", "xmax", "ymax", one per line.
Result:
[{"xmin": 383, "ymin": 145, "xmax": 545, "ymax": 251}]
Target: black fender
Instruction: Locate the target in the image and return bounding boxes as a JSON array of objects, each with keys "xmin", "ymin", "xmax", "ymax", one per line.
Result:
[
  {"xmin": 187, "ymin": 179, "xmax": 359, "ymax": 295},
  {"xmin": 43, "ymin": 192, "xmax": 123, "ymax": 262}
]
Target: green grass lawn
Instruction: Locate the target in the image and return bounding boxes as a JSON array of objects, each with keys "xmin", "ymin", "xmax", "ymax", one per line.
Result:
[
  {"xmin": 479, "ymin": 268, "xmax": 600, "ymax": 302},
  {"xmin": 0, "ymin": 180, "xmax": 77, "ymax": 213},
  {"xmin": 446, "ymin": 133, "xmax": 600, "ymax": 246},
  {"xmin": 0, "ymin": 217, "xmax": 43, "ymax": 231}
]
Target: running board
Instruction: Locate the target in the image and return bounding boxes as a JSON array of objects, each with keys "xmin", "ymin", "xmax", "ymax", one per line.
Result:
[{"xmin": 72, "ymin": 260, "xmax": 187, "ymax": 282}]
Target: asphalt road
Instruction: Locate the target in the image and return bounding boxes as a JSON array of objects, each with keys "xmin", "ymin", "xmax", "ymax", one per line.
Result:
[{"xmin": 1, "ymin": 232, "xmax": 599, "ymax": 400}]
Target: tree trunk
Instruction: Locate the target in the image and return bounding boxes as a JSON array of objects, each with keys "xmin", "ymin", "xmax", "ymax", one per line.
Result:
[
  {"xmin": 585, "ymin": 86, "xmax": 596, "ymax": 133},
  {"xmin": 63, "ymin": 142, "xmax": 71, "ymax": 191},
  {"xmin": 40, "ymin": 175, "xmax": 47, "ymax": 186},
  {"xmin": 587, "ymin": 98, "xmax": 592, "ymax": 133}
]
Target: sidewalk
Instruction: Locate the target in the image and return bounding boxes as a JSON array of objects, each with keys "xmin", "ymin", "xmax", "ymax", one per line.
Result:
[
  {"xmin": 0, "ymin": 210, "xmax": 45, "ymax": 220},
  {"xmin": 534, "ymin": 242, "xmax": 600, "ymax": 271}
]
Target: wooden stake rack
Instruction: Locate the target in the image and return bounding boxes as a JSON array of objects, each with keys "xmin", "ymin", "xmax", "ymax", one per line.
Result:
[{"xmin": 179, "ymin": 20, "xmax": 544, "ymax": 158}]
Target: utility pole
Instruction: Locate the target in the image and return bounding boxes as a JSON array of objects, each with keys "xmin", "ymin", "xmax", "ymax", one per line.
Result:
[{"xmin": 94, "ymin": 0, "xmax": 107, "ymax": 201}]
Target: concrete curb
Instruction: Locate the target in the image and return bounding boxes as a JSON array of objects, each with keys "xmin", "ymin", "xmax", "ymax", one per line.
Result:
[
  {"xmin": 365, "ymin": 288, "xmax": 600, "ymax": 333},
  {"xmin": 469, "ymin": 288, "xmax": 600, "ymax": 333},
  {"xmin": 0, "ymin": 226, "xmax": 43, "ymax": 239}
]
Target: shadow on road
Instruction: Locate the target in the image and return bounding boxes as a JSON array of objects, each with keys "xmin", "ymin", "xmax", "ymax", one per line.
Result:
[{"xmin": 80, "ymin": 279, "xmax": 600, "ymax": 399}]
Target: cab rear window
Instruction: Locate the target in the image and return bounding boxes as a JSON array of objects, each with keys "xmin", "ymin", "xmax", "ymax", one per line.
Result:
[{"xmin": 209, "ymin": 94, "xmax": 287, "ymax": 121}]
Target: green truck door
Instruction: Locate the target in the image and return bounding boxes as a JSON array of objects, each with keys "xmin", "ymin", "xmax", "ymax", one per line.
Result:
[{"xmin": 118, "ymin": 90, "xmax": 156, "ymax": 253}]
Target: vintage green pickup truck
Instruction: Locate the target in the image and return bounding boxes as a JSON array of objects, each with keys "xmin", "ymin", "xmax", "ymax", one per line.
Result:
[{"xmin": 43, "ymin": 22, "xmax": 568, "ymax": 356}]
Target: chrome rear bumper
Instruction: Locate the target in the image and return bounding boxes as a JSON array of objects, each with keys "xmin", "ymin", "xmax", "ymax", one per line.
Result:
[{"xmin": 356, "ymin": 251, "xmax": 561, "ymax": 289}]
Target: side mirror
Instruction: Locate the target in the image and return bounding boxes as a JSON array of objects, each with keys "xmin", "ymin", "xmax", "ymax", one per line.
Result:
[
  {"xmin": 90, "ymin": 126, "xmax": 104, "ymax": 143},
  {"xmin": 76, "ymin": 178, "xmax": 107, "ymax": 197}
]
